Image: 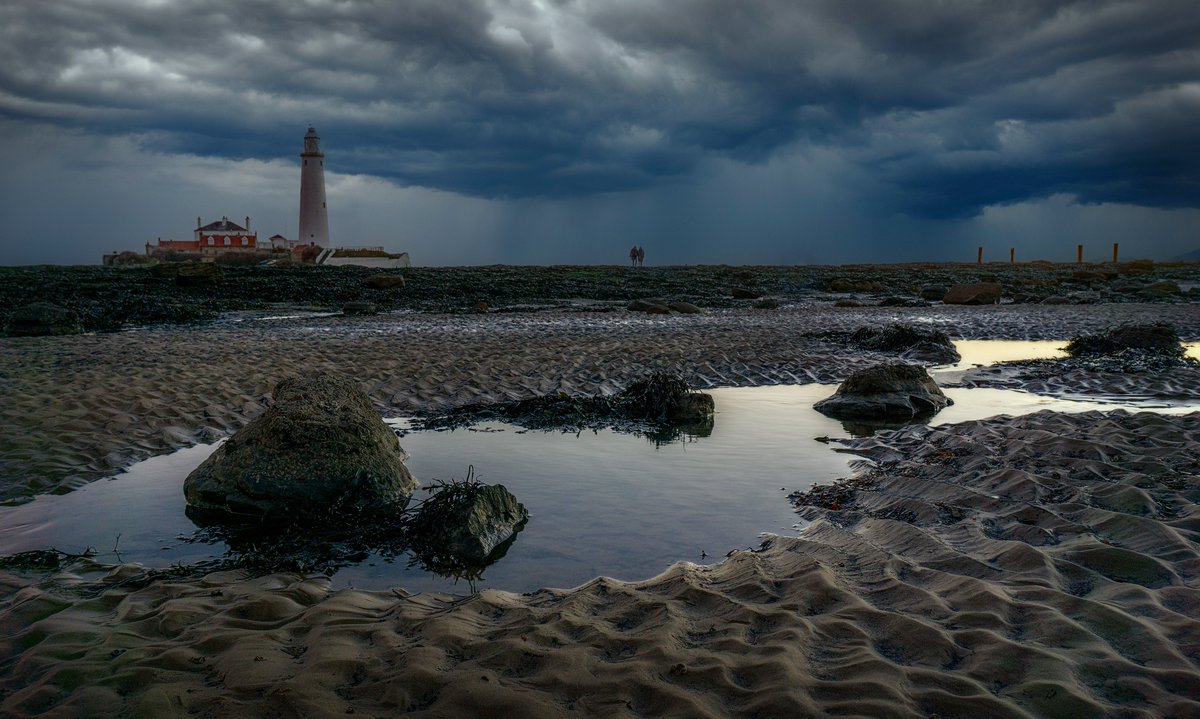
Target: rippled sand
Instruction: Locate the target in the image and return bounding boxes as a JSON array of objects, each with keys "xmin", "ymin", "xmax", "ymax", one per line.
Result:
[{"xmin": 2, "ymin": 302, "xmax": 1199, "ymax": 717}]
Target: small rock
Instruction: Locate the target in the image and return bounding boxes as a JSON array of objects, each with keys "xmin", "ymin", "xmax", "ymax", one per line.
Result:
[
  {"xmin": 410, "ymin": 483, "xmax": 528, "ymax": 564},
  {"xmin": 942, "ymin": 282, "xmax": 1001, "ymax": 305},
  {"xmin": 363, "ymin": 274, "xmax": 406, "ymax": 290},
  {"xmin": 920, "ymin": 285, "xmax": 948, "ymax": 300},
  {"xmin": 342, "ymin": 301, "xmax": 377, "ymax": 315},
  {"xmin": 752, "ymin": 298, "xmax": 782, "ymax": 309},
  {"xmin": 731, "ymin": 287, "xmax": 761, "ymax": 299},
  {"xmin": 667, "ymin": 302, "xmax": 701, "ymax": 314},
  {"xmin": 1141, "ymin": 281, "xmax": 1181, "ymax": 297},
  {"xmin": 627, "ymin": 298, "xmax": 670, "ymax": 313},
  {"xmin": 833, "ymin": 299, "xmax": 862, "ymax": 308}
]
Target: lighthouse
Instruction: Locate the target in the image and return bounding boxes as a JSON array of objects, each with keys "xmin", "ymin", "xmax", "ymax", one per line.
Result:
[{"xmin": 298, "ymin": 126, "xmax": 330, "ymax": 248}]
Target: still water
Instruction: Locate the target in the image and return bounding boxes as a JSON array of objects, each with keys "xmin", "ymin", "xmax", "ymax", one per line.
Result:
[{"xmin": 1, "ymin": 342, "xmax": 1197, "ymax": 595}]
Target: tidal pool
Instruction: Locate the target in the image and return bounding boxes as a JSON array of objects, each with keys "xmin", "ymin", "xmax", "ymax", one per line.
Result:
[{"xmin": 1, "ymin": 341, "xmax": 1197, "ymax": 595}]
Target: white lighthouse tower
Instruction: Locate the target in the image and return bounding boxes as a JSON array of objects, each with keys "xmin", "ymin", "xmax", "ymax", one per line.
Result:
[{"xmin": 298, "ymin": 126, "xmax": 330, "ymax": 248}]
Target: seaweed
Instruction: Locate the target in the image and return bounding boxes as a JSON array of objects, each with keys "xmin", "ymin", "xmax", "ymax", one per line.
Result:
[{"xmin": 409, "ymin": 371, "xmax": 714, "ymax": 445}]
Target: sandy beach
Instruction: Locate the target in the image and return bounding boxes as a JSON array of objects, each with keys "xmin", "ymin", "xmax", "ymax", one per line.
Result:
[{"xmin": 2, "ymin": 292, "xmax": 1200, "ymax": 717}]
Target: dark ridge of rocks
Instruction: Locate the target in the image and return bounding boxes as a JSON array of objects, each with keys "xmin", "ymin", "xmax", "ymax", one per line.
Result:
[{"xmin": 1, "ymin": 262, "xmax": 1196, "ymax": 335}]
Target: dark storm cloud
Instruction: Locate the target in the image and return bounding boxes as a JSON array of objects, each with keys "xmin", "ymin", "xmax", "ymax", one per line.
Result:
[{"xmin": 1, "ymin": 0, "xmax": 1197, "ymax": 215}]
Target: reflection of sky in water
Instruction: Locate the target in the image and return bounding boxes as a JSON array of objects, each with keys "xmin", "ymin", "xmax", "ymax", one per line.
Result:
[{"xmin": 1, "ymin": 340, "xmax": 1198, "ymax": 595}]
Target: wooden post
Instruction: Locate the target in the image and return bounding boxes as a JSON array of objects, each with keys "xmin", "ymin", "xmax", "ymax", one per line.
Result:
[
  {"xmin": 1010, "ymin": 248, "xmax": 1015, "ymax": 264},
  {"xmin": 1077, "ymin": 244, "xmax": 1083, "ymax": 263},
  {"xmin": 977, "ymin": 247, "xmax": 983, "ymax": 264},
  {"xmin": 1113, "ymin": 243, "xmax": 1119, "ymax": 263}
]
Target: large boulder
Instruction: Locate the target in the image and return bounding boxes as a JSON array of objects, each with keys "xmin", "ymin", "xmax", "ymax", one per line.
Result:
[
  {"xmin": 409, "ymin": 482, "xmax": 528, "ymax": 565},
  {"xmin": 814, "ymin": 363, "xmax": 953, "ymax": 419},
  {"xmin": 5, "ymin": 302, "xmax": 82, "ymax": 337},
  {"xmin": 184, "ymin": 375, "xmax": 417, "ymax": 521},
  {"xmin": 942, "ymin": 283, "xmax": 1001, "ymax": 305},
  {"xmin": 731, "ymin": 287, "xmax": 762, "ymax": 299}
]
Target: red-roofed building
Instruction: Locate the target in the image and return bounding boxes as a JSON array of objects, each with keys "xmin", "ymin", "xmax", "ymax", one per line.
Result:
[{"xmin": 146, "ymin": 216, "xmax": 259, "ymax": 259}]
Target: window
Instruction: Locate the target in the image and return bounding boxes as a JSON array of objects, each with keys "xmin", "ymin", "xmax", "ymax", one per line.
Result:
[
  {"xmin": 242, "ymin": 237, "xmax": 248, "ymax": 246},
  {"xmin": 304, "ymin": 160, "xmax": 307, "ymax": 166},
  {"xmin": 208, "ymin": 237, "xmax": 214, "ymax": 246},
  {"xmin": 224, "ymin": 237, "xmax": 231, "ymax": 246}
]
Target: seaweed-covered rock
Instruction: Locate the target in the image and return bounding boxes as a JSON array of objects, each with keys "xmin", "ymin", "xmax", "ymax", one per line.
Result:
[
  {"xmin": 1065, "ymin": 323, "xmax": 1184, "ymax": 357},
  {"xmin": 184, "ymin": 375, "xmax": 417, "ymax": 521},
  {"xmin": 409, "ymin": 481, "xmax": 528, "ymax": 564},
  {"xmin": 621, "ymin": 372, "xmax": 714, "ymax": 423},
  {"xmin": 668, "ymin": 301, "xmax": 701, "ymax": 314},
  {"xmin": 814, "ymin": 363, "xmax": 952, "ymax": 419},
  {"xmin": 731, "ymin": 287, "xmax": 761, "ymax": 299},
  {"xmin": 942, "ymin": 283, "xmax": 1001, "ymax": 305},
  {"xmin": 4, "ymin": 302, "xmax": 82, "ymax": 337},
  {"xmin": 849, "ymin": 325, "xmax": 960, "ymax": 364}
]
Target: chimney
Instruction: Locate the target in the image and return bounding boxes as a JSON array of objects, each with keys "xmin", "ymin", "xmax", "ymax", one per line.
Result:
[
  {"xmin": 197, "ymin": 216, "xmax": 201, "ymax": 228},
  {"xmin": 245, "ymin": 216, "xmax": 250, "ymax": 229}
]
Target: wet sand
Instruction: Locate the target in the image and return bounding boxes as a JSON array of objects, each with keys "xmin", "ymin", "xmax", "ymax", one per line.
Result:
[{"xmin": 2, "ymin": 301, "xmax": 1200, "ymax": 717}]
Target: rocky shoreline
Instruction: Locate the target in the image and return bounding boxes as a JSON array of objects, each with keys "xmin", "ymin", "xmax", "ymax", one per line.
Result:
[{"xmin": 2, "ymin": 261, "xmax": 1198, "ymax": 334}]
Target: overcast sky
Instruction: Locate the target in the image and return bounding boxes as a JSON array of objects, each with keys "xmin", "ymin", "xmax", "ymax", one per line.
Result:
[{"xmin": 1, "ymin": 0, "xmax": 1197, "ymax": 265}]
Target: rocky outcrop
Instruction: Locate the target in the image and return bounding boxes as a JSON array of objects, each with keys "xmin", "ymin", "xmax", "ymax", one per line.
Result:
[
  {"xmin": 814, "ymin": 363, "xmax": 952, "ymax": 419},
  {"xmin": 184, "ymin": 375, "xmax": 417, "ymax": 521},
  {"xmin": 4, "ymin": 302, "xmax": 82, "ymax": 337},
  {"xmin": 942, "ymin": 282, "xmax": 1001, "ymax": 305}
]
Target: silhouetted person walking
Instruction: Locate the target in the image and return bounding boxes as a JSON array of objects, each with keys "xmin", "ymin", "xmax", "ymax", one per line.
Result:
[
  {"xmin": 629, "ymin": 245, "xmax": 638, "ymax": 267},
  {"xmin": 637, "ymin": 246, "xmax": 645, "ymax": 267}
]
